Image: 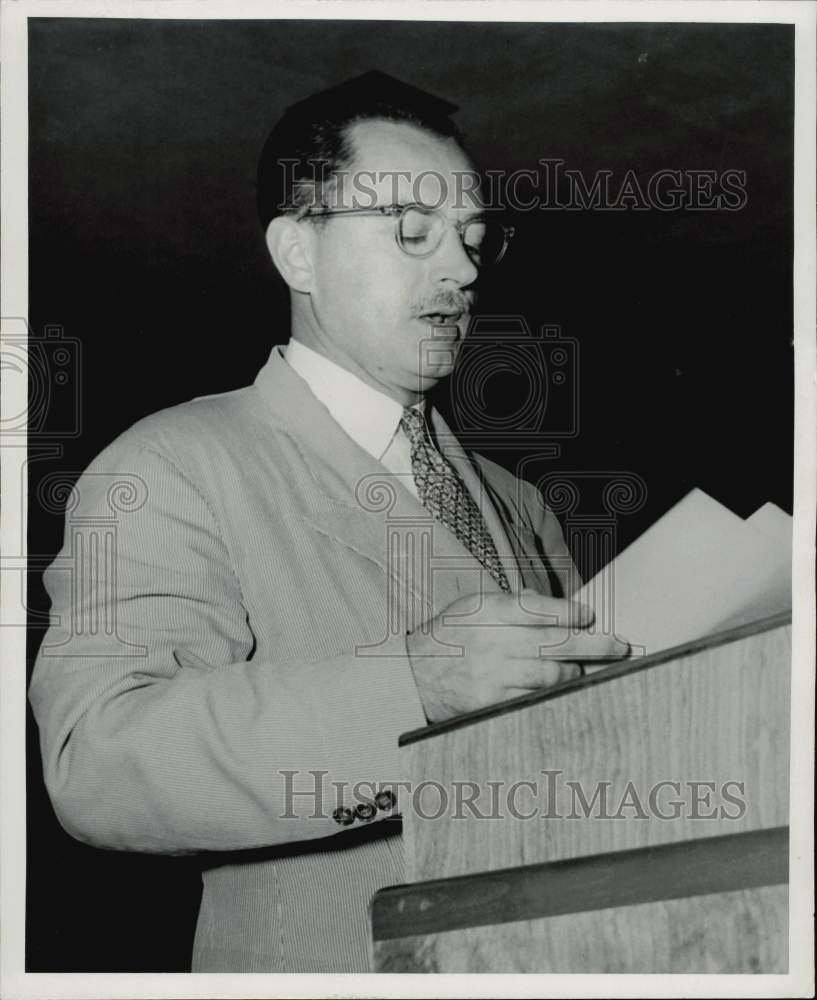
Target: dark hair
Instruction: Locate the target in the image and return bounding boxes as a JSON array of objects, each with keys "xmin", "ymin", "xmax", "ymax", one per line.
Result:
[{"xmin": 256, "ymin": 71, "xmax": 464, "ymax": 229}]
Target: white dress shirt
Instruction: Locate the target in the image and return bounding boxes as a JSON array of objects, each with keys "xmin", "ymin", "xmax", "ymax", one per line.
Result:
[
  {"xmin": 283, "ymin": 338, "xmax": 422, "ymax": 500},
  {"xmin": 281, "ymin": 339, "xmax": 522, "ymax": 597}
]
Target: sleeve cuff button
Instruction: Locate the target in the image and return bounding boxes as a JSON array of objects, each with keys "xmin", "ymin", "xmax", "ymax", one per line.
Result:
[
  {"xmin": 354, "ymin": 801, "xmax": 377, "ymax": 822},
  {"xmin": 332, "ymin": 806, "xmax": 355, "ymax": 826},
  {"xmin": 375, "ymin": 789, "xmax": 396, "ymax": 811}
]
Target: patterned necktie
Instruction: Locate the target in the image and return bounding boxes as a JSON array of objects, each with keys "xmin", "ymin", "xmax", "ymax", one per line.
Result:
[{"xmin": 400, "ymin": 406, "xmax": 511, "ymax": 593}]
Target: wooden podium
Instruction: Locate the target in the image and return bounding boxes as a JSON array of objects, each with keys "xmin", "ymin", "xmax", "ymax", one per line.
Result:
[{"xmin": 370, "ymin": 612, "xmax": 791, "ymax": 973}]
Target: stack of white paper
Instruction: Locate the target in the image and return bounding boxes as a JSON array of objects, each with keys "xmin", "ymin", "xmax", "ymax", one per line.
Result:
[{"xmin": 575, "ymin": 489, "xmax": 792, "ymax": 660}]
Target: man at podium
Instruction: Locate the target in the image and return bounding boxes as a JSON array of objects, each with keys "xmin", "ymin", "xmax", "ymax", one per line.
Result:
[{"xmin": 29, "ymin": 72, "xmax": 629, "ymax": 972}]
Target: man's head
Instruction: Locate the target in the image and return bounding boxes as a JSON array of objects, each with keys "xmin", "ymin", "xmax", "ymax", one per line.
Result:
[{"xmin": 258, "ymin": 72, "xmax": 491, "ymax": 404}]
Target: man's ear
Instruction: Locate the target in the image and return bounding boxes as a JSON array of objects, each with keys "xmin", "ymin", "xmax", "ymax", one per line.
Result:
[{"xmin": 265, "ymin": 216, "xmax": 315, "ymax": 293}]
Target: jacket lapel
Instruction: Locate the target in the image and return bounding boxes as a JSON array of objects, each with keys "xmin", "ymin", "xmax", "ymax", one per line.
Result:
[{"xmin": 252, "ymin": 348, "xmax": 501, "ymax": 619}]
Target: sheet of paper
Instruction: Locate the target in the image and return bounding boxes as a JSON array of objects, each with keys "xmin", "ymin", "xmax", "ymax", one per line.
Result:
[
  {"xmin": 575, "ymin": 489, "xmax": 791, "ymax": 659},
  {"xmin": 745, "ymin": 501, "xmax": 793, "ymax": 546}
]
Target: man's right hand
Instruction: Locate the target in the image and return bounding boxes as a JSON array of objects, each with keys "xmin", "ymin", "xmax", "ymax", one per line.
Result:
[{"xmin": 406, "ymin": 588, "xmax": 629, "ymax": 723}]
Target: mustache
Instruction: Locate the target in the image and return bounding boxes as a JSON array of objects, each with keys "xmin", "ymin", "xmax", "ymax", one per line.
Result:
[{"xmin": 412, "ymin": 291, "xmax": 473, "ymax": 316}]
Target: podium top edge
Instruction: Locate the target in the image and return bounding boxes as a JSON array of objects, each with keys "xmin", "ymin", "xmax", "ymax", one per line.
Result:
[{"xmin": 398, "ymin": 610, "xmax": 792, "ymax": 748}]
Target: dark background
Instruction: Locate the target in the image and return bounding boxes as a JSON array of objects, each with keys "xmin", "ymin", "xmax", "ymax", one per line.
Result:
[{"xmin": 26, "ymin": 18, "xmax": 793, "ymax": 971}]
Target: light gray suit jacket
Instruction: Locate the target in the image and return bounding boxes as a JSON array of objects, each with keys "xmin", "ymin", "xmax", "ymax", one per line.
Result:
[{"xmin": 29, "ymin": 346, "xmax": 578, "ymax": 972}]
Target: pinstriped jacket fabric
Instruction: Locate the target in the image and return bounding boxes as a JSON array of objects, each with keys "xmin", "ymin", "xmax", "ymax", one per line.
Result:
[{"xmin": 29, "ymin": 346, "xmax": 578, "ymax": 972}]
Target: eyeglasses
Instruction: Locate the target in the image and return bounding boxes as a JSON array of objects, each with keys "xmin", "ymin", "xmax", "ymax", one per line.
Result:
[{"xmin": 300, "ymin": 203, "xmax": 515, "ymax": 268}]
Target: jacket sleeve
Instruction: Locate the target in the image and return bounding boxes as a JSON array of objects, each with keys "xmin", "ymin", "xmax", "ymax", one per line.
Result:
[{"xmin": 28, "ymin": 435, "xmax": 427, "ymax": 855}]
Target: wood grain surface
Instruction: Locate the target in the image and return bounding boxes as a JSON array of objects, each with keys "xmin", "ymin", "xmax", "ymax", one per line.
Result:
[
  {"xmin": 372, "ymin": 884, "xmax": 789, "ymax": 973},
  {"xmin": 371, "ymin": 826, "xmax": 788, "ymax": 941},
  {"xmin": 401, "ymin": 620, "xmax": 790, "ymax": 883}
]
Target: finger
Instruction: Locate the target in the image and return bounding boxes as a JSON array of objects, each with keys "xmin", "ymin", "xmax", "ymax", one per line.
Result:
[
  {"xmin": 506, "ymin": 658, "xmax": 582, "ymax": 690},
  {"xmin": 503, "ymin": 624, "xmax": 589, "ymax": 659},
  {"xmin": 542, "ymin": 659, "xmax": 582, "ymax": 686},
  {"xmin": 496, "ymin": 590, "xmax": 595, "ymax": 628},
  {"xmin": 499, "ymin": 623, "xmax": 630, "ymax": 663},
  {"xmin": 549, "ymin": 631, "xmax": 631, "ymax": 662}
]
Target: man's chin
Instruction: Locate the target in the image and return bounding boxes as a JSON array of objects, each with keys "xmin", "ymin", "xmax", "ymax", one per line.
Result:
[{"xmin": 400, "ymin": 358, "xmax": 458, "ymax": 399}]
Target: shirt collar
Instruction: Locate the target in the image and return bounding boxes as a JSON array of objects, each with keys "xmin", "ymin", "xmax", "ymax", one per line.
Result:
[{"xmin": 283, "ymin": 339, "xmax": 423, "ymax": 461}]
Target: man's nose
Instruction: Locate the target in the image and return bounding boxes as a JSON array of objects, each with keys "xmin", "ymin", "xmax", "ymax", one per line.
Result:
[{"xmin": 432, "ymin": 225, "xmax": 479, "ymax": 287}]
